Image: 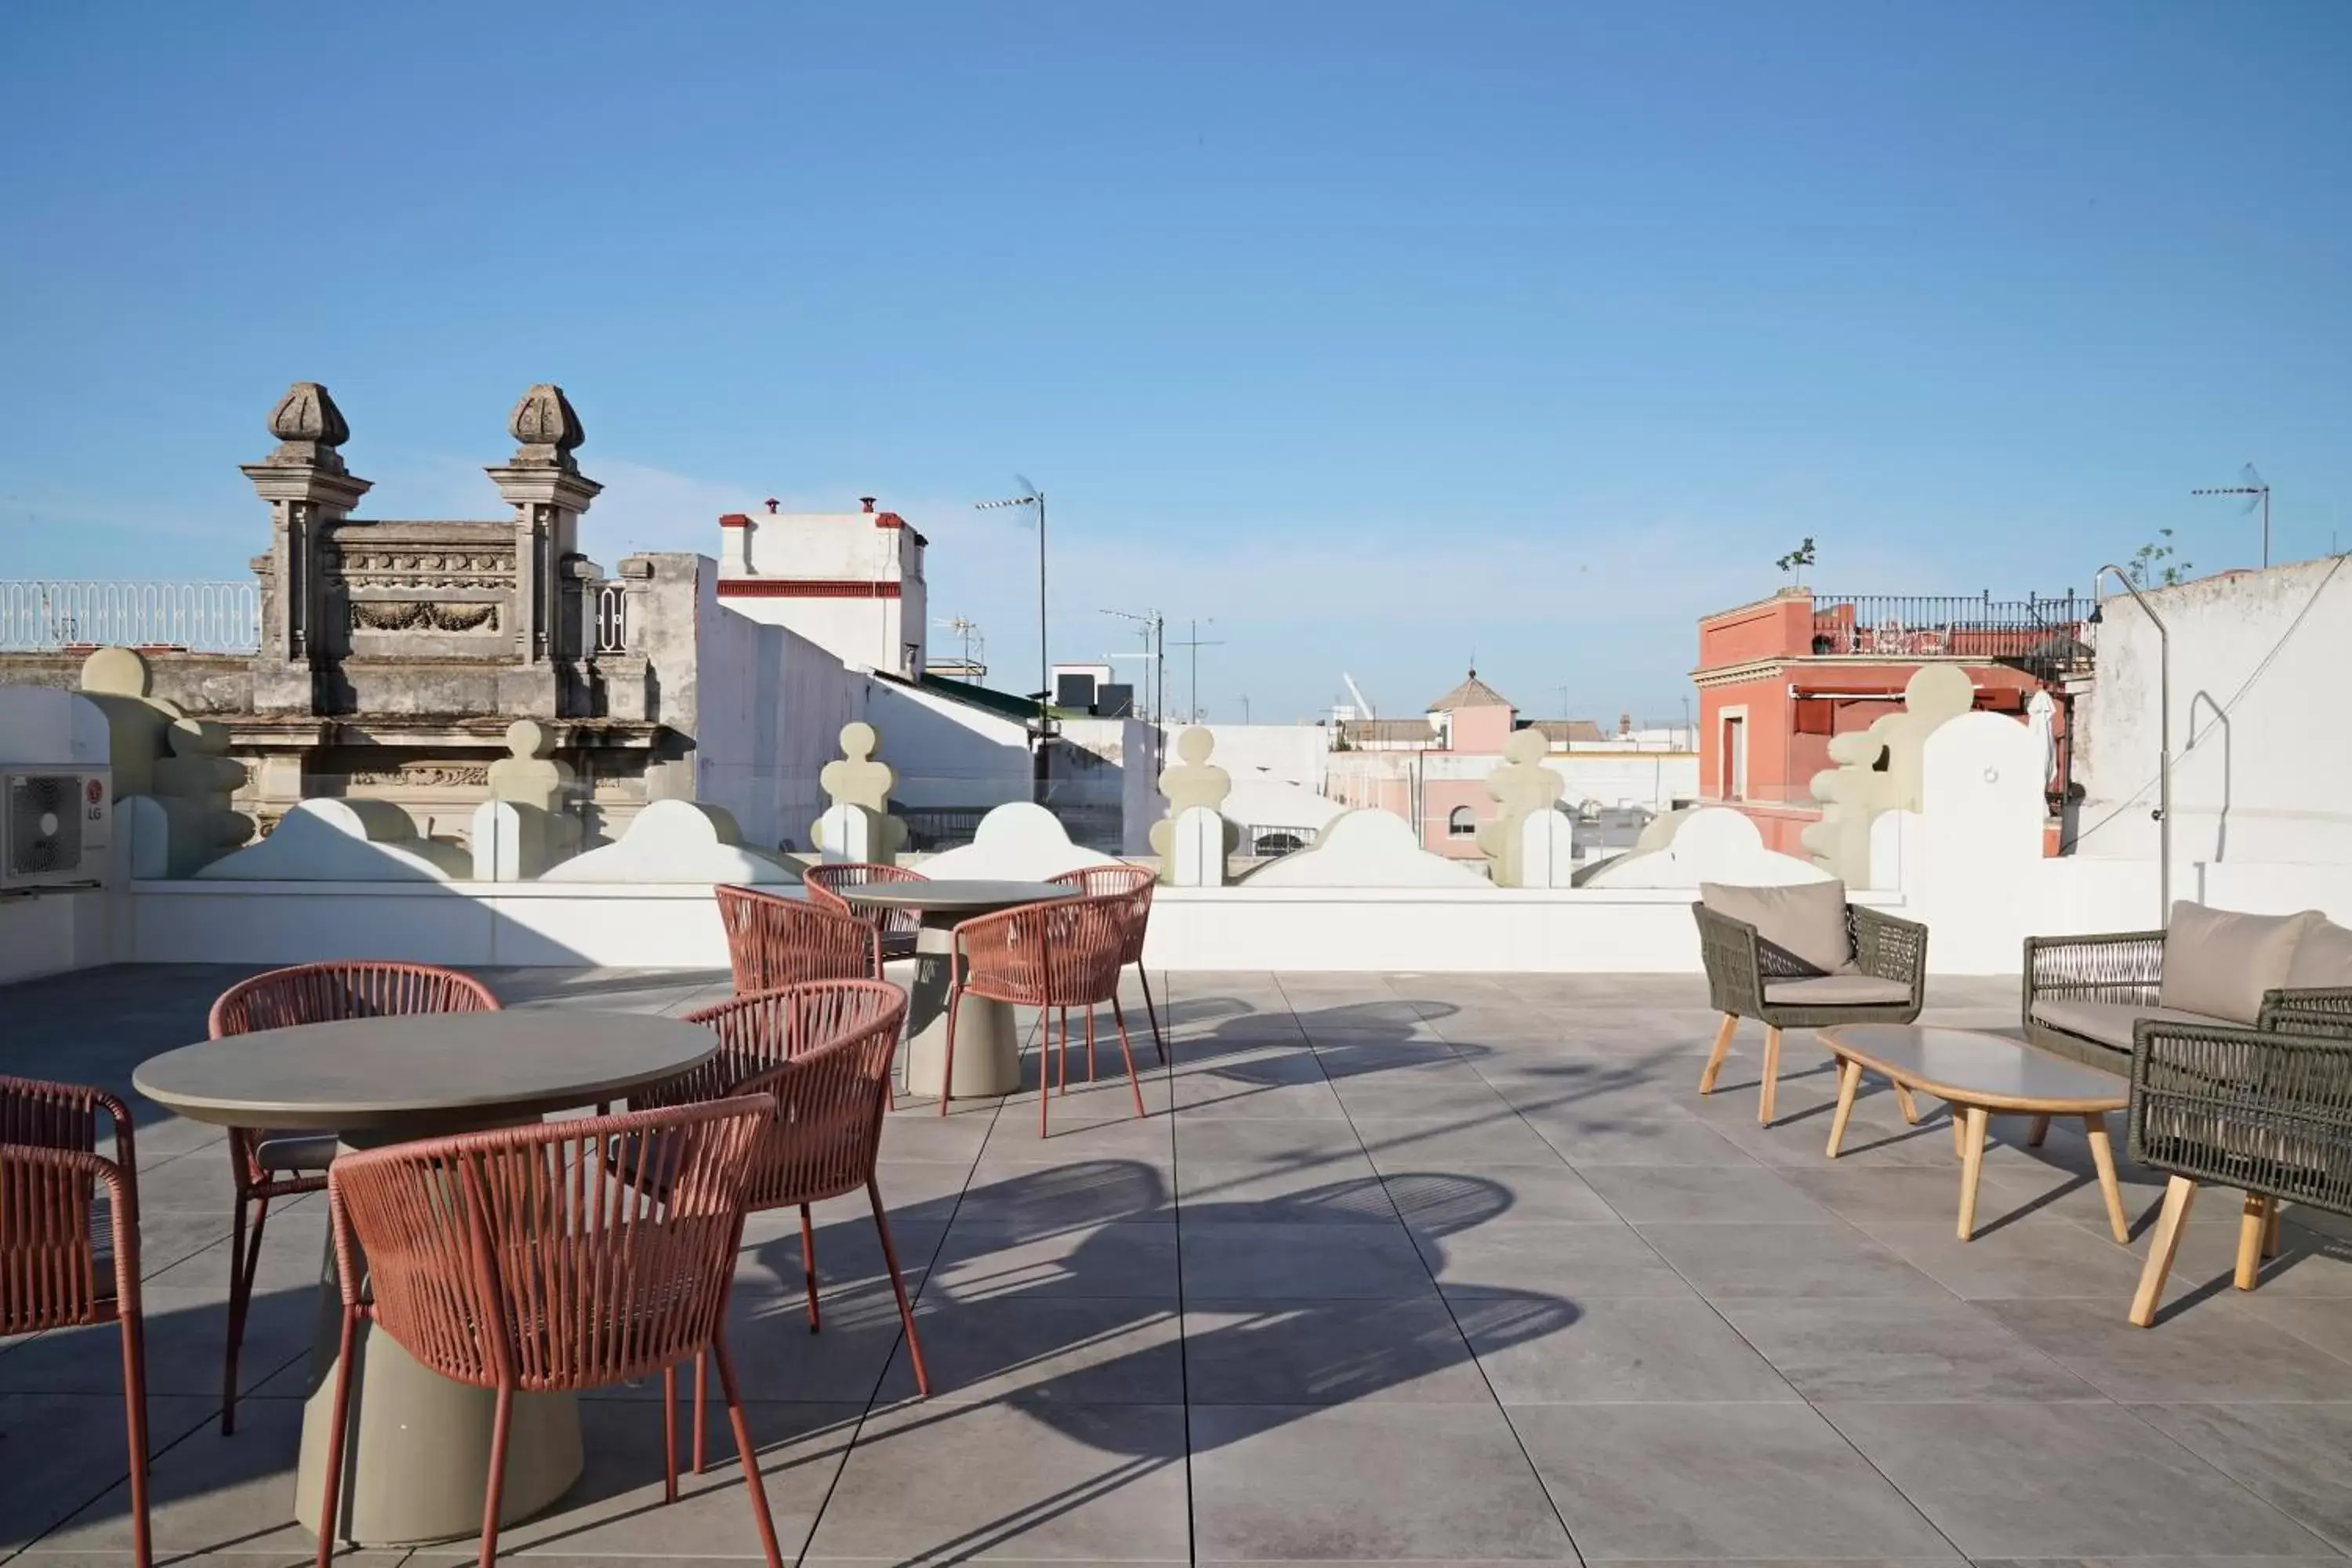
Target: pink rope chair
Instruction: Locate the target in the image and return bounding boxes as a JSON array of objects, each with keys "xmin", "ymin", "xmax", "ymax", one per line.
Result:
[
  {"xmin": 1049, "ymin": 863, "xmax": 1166, "ymax": 1064},
  {"xmin": 642, "ymin": 979, "xmax": 927, "ymax": 1467},
  {"xmin": 2, "ymin": 1076, "xmax": 149, "ymax": 1567},
  {"xmin": 802, "ymin": 862, "xmax": 927, "ymax": 962},
  {"xmin": 312, "ymin": 1098, "xmax": 780, "ymax": 1568},
  {"xmin": 946, "ymin": 891, "xmax": 1145, "ymax": 1135},
  {"xmin": 714, "ymin": 884, "xmax": 880, "ymax": 993},
  {"xmin": 205, "ymin": 960, "xmax": 499, "ymax": 1436}
]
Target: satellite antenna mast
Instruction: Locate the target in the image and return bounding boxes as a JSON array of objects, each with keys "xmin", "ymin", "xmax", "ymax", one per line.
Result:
[
  {"xmin": 977, "ymin": 477, "xmax": 1048, "ymax": 801},
  {"xmin": 2192, "ymin": 463, "xmax": 2270, "ymax": 568}
]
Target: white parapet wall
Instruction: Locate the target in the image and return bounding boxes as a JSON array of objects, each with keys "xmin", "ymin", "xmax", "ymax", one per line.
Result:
[{"xmin": 115, "ymin": 877, "xmax": 1907, "ymax": 974}]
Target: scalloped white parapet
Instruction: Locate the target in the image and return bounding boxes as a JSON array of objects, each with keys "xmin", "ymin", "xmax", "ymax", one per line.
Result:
[
  {"xmin": 1237, "ymin": 808, "xmax": 1490, "ymax": 889},
  {"xmin": 194, "ymin": 798, "xmax": 466, "ymax": 881},
  {"xmin": 916, "ymin": 802, "xmax": 1120, "ymax": 880},
  {"xmin": 1577, "ymin": 806, "xmax": 1830, "ymax": 889},
  {"xmin": 539, "ymin": 799, "xmax": 799, "ymax": 884}
]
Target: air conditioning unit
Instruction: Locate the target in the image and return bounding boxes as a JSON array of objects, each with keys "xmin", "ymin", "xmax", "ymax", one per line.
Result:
[{"xmin": 2, "ymin": 770, "xmax": 111, "ymax": 891}]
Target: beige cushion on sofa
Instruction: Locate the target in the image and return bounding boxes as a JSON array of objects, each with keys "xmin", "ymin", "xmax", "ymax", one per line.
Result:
[
  {"xmin": 2285, "ymin": 917, "xmax": 2352, "ymax": 990},
  {"xmin": 2030, "ymin": 997, "xmax": 2229, "ymax": 1051},
  {"xmin": 2158, "ymin": 902, "xmax": 2321, "ymax": 1025},
  {"xmin": 1700, "ymin": 880, "xmax": 1853, "ymax": 975},
  {"xmin": 1764, "ymin": 974, "xmax": 1911, "ymax": 1007}
]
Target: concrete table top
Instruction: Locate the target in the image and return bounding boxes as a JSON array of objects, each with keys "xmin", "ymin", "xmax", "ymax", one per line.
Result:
[
  {"xmin": 132, "ymin": 1011, "xmax": 718, "ymax": 1131},
  {"xmin": 1814, "ymin": 1023, "xmax": 2127, "ymax": 1111}
]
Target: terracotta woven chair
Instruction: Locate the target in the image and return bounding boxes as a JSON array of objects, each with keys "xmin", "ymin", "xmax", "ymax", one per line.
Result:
[
  {"xmin": 1, "ymin": 1076, "xmax": 150, "ymax": 1567},
  {"xmin": 946, "ymin": 891, "xmax": 1145, "ymax": 1134},
  {"xmin": 803, "ymin": 863, "xmax": 926, "ymax": 963},
  {"xmin": 312, "ymin": 1098, "xmax": 779, "ymax": 1568},
  {"xmin": 1048, "ymin": 863, "xmax": 1167, "ymax": 1065},
  {"xmin": 714, "ymin": 884, "xmax": 881, "ymax": 993},
  {"xmin": 207, "ymin": 960, "xmax": 499, "ymax": 1436},
  {"xmin": 637, "ymin": 978, "xmax": 927, "ymax": 1466}
]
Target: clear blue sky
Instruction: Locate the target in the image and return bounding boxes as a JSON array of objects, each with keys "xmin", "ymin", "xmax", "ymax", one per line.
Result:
[{"xmin": 4, "ymin": 2, "xmax": 2347, "ymax": 724}]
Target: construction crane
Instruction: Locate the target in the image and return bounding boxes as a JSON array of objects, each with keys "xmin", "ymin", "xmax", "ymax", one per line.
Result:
[{"xmin": 1341, "ymin": 672, "xmax": 1376, "ymax": 721}]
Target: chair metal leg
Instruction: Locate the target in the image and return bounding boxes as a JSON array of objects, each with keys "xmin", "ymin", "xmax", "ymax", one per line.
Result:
[
  {"xmin": 1111, "ymin": 998, "xmax": 1146, "ymax": 1120},
  {"xmin": 662, "ymin": 1366, "xmax": 679, "ymax": 1504},
  {"xmin": 312, "ymin": 1308, "xmax": 361, "ymax": 1568},
  {"xmin": 223, "ymin": 1190, "xmax": 266, "ymax": 1436},
  {"xmin": 799, "ymin": 1204, "xmax": 821, "ymax": 1332},
  {"xmin": 1040, "ymin": 1006, "xmax": 1054, "ymax": 1137},
  {"xmin": 869, "ymin": 1180, "xmax": 928, "ymax": 1396},
  {"xmin": 710, "ymin": 1334, "xmax": 786, "ymax": 1568},
  {"xmin": 477, "ymin": 1381, "xmax": 514, "ymax": 1568},
  {"xmin": 1137, "ymin": 964, "xmax": 1167, "ymax": 1064},
  {"xmin": 120, "ymin": 1311, "xmax": 152, "ymax": 1568},
  {"xmin": 692, "ymin": 1348, "xmax": 709, "ymax": 1475},
  {"xmin": 938, "ymin": 989, "xmax": 961, "ymax": 1117}
]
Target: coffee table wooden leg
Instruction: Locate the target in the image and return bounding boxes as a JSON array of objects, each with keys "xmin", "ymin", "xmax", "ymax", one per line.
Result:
[
  {"xmin": 1699, "ymin": 1014, "xmax": 1736, "ymax": 1095},
  {"xmin": 1824, "ymin": 1058, "xmax": 1864, "ymax": 1158},
  {"xmin": 2027, "ymin": 1114, "xmax": 2050, "ymax": 1147},
  {"xmin": 1949, "ymin": 1103, "xmax": 1966, "ymax": 1159},
  {"xmin": 1891, "ymin": 1083, "xmax": 1922, "ymax": 1125},
  {"xmin": 2235, "ymin": 1193, "xmax": 2273, "ymax": 1290},
  {"xmin": 2082, "ymin": 1111, "xmax": 2129, "ymax": 1243},
  {"xmin": 1757, "ymin": 1026, "xmax": 1782, "ymax": 1126},
  {"xmin": 1955, "ymin": 1105, "xmax": 1989, "ymax": 1240},
  {"xmin": 2263, "ymin": 1200, "xmax": 2284, "ymax": 1258},
  {"xmin": 2130, "ymin": 1175, "xmax": 2198, "ymax": 1326}
]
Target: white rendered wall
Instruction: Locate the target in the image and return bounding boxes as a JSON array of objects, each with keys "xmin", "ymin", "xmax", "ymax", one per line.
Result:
[
  {"xmin": 2076, "ymin": 557, "xmax": 2352, "ymax": 865},
  {"xmin": 1195, "ymin": 725, "xmax": 1330, "ymax": 791},
  {"xmin": 690, "ymin": 578, "xmax": 865, "ymax": 853},
  {"xmin": 716, "ymin": 510, "xmax": 924, "ymax": 676}
]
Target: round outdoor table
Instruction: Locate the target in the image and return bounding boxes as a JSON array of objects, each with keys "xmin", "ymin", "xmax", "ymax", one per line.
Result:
[
  {"xmin": 841, "ymin": 878, "xmax": 1071, "ymax": 1099},
  {"xmin": 1815, "ymin": 1023, "xmax": 2131, "ymax": 1243},
  {"xmin": 133, "ymin": 1011, "xmax": 717, "ymax": 1548}
]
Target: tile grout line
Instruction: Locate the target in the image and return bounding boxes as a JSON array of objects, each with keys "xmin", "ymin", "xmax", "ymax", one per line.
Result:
[
  {"xmin": 1285, "ymin": 969, "xmax": 1593, "ymax": 1568},
  {"xmin": 789, "ymin": 1045, "xmax": 1008, "ymax": 1568}
]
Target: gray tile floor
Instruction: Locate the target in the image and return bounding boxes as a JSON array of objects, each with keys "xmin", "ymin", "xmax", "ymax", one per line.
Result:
[{"xmin": 3, "ymin": 963, "xmax": 2350, "ymax": 1565}]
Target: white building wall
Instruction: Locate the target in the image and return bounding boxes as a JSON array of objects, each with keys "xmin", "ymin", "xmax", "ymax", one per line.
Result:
[
  {"xmin": 715, "ymin": 509, "xmax": 925, "ymax": 677},
  {"xmin": 1195, "ymin": 724, "xmax": 1330, "ymax": 790},
  {"xmin": 2075, "ymin": 556, "xmax": 2352, "ymax": 865},
  {"xmin": 689, "ymin": 572, "xmax": 865, "ymax": 853}
]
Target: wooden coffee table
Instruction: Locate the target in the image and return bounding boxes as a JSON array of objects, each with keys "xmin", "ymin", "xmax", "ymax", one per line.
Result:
[{"xmin": 1814, "ymin": 1023, "xmax": 2131, "ymax": 1243}]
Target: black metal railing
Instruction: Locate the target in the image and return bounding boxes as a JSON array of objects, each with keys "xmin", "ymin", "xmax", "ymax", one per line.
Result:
[{"xmin": 1809, "ymin": 591, "xmax": 2089, "ymax": 679}]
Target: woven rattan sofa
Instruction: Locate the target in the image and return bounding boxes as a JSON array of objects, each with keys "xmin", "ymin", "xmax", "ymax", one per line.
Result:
[
  {"xmin": 1693, "ymin": 880, "xmax": 1928, "ymax": 1126},
  {"xmin": 2024, "ymin": 902, "xmax": 2352, "ymax": 1075}
]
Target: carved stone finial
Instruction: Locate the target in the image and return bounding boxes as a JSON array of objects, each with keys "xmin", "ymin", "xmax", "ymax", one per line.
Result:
[
  {"xmin": 260, "ymin": 382, "xmax": 350, "ymax": 470},
  {"xmin": 506, "ymin": 383, "xmax": 586, "ymax": 469}
]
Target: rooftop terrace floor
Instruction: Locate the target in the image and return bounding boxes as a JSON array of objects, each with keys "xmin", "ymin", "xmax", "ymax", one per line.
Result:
[{"xmin": 3, "ymin": 964, "xmax": 2350, "ymax": 1565}]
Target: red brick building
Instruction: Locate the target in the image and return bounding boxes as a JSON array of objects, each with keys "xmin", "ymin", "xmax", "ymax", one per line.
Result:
[{"xmin": 1693, "ymin": 588, "xmax": 2083, "ymax": 855}]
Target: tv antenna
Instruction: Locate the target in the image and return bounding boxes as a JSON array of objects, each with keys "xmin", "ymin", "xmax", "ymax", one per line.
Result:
[
  {"xmin": 2192, "ymin": 463, "xmax": 2270, "ymax": 568},
  {"xmin": 1170, "ymin": 618, "xmax": 1224, "ymax": 723},
  {"xmin": 1100, "ymin": 608, "xmax": 1165, "ymax": 727}
]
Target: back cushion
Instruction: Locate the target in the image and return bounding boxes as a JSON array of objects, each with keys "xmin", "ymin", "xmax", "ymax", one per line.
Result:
[
  {"xmin": 2159, "ymin": 902, "xmax": 2321, "ymax": 1025},
  {"xmin": 2285, "ymin": 918, "xmax": 2352, "ymax": 990},
  {"xmin": 1700, "ymin": 880, "xmax": 1852, "ymax": 975}
]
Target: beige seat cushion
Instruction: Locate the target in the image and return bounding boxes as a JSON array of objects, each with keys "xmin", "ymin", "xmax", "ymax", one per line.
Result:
[
  {"xmin": 2030, "ymin": 997, "xmax": 2232, "ymax": 1051},
  {"xmin": 1764, "ymin": 974, "xmax": 1911, "ymax": 1007},
  {"xmin": 2285, "ymin": 918, "xmax": 2352, "ymax": 990},
  {"xmin": 2158, "ymin": 902, "xmax": 2321, "ymax": 1025},
  {"xmin": 1700, "ymin": 880, "xmax": 1853, "ymax": 975}
]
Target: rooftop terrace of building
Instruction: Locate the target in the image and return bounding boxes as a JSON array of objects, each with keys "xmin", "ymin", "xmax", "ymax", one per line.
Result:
[{"xmin": 5, "ymin": 962, "xmax": 2349, "ymax": 1565}]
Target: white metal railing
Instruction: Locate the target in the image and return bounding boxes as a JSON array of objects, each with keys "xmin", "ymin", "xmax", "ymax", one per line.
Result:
[{"xmin": 0, "ymin": 580, "xmax": 261, "ymax": 653}]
